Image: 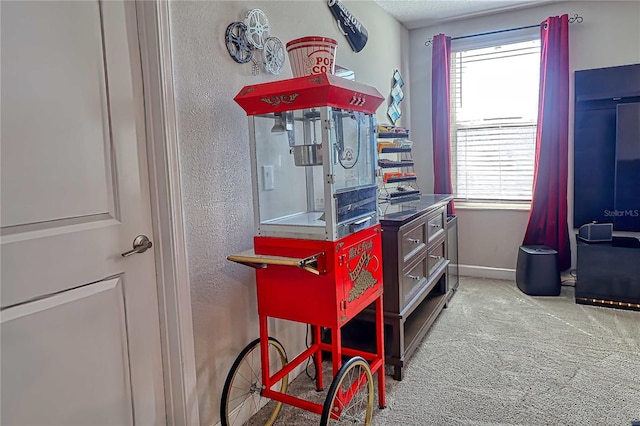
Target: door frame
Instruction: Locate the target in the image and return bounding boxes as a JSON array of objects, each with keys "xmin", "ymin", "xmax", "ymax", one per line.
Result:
[{"xmin": 135, "ymin": 2, "xmax": 199, "ymax": 425}]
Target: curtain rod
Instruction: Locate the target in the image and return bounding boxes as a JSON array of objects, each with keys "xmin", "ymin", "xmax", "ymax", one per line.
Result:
[{"xmin": 424, "ymin": 14, "xmax": 583, "ymax": 47}]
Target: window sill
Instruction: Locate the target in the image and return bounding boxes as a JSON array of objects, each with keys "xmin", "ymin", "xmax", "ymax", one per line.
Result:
[{"xmin": 454, "ymin": 201, "xmax": 531, "ymax": 211}]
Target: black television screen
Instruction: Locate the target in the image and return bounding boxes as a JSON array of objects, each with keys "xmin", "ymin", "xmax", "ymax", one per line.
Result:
[
  {"xmin": 573, "ymin": 101, "xmax": 617, "ymax": 228},
  {"xmin": 573, "ymin": 64, "xmax": 640, "ymax": 232},
  {"xmin": 613, "ymin": 102, "xmax": 640, "ymax": 231}
]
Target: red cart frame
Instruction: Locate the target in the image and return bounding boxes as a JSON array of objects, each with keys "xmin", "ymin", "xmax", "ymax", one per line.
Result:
[{"xmin": 227, "ymin": 225, "xmax": 386, "ymax": 423}]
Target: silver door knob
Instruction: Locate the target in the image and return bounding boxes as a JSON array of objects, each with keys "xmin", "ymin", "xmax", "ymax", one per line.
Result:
[{"xmin": 121, "ymin": 235, "xmax": 153, "ymax": 257}]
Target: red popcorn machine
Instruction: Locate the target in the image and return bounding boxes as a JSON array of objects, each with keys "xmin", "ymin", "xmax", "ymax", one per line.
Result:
[{"xmin": 224, "ymin": 73, "xmax": 386, "ymax": 425}]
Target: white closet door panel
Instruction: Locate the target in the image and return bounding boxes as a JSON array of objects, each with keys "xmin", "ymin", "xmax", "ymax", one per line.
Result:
[
  {"xmin": 1, "ymin": 224, "xmax": 120, "ymax": 307},
  {"xmin": 0, "ymin": 278, "xmax": 133, "ymax": 426},
  {"xmin": 1, "ymin": 1, "xmax": 112, "ymax": 227}
]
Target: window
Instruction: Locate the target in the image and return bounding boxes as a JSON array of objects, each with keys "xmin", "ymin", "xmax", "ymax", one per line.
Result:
[{"xmin": 450, "ymin": 39, "xmax": 541, "ymax": 203}]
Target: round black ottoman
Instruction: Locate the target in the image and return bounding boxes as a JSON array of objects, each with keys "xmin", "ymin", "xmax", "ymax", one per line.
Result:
[{"xmin": 516, "ymin": 245, "xmax": 561, "ymax": 296}]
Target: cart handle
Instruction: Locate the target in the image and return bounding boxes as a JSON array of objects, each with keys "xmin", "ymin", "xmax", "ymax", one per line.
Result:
[{"xmin": 227, "ymin": 249, "xmax": 324, "ymax": 275}]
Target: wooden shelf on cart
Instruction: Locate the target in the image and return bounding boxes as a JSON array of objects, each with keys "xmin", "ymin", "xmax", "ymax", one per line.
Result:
[{"xmin": 227, "ymin": 249, "xmax": 323, "ymax": 275}]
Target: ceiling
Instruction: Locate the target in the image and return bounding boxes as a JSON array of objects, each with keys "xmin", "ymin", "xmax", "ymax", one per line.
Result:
[{"xmin": 372, "ymin": 0, "xmax": 555, "ymax": 29}]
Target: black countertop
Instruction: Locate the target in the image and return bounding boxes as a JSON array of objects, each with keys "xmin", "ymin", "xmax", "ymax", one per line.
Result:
[
  {"xmin": 576, "ymin": 235, "xmax": 640, "ymax": 248},
  {"xmin": 378, "ymin": 194, "xmax": 453, "ymax": 226}
]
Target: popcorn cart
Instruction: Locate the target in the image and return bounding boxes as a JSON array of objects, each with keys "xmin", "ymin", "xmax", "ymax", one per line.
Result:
[{"xmin": 224, "ymin": 73, "xmax": 386, "ymax": 425}]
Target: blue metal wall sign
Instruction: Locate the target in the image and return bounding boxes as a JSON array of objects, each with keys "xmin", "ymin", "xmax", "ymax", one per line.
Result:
[{"xmin": 327, "ymin": 0, "xmax": 368, "ymax": 53}]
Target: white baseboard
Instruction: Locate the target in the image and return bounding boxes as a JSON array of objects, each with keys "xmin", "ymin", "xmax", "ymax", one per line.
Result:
[{"xmin": 458, "ymin": 264, "xmax": 516, "ymax": 281}]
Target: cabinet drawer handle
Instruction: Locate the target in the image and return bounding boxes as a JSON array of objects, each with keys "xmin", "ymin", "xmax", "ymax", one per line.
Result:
[
  {"xmin": 429, "ymin": 223, "xmax": 441, "ymax": 228},
  {"xmin": 407, "ymin": 274, "xmax": 422, "ymax": 281},
  {"xmin": 407, "ymin": 238, "xmax": 421, "ymax": 244},
  {"xmin": 429, "ymin": 255, "xmax": 442, "ymax": 260}
]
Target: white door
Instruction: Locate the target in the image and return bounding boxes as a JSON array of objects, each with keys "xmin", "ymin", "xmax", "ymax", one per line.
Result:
[{"xmin": 1, "ymin": 1, "xmax": 166, "ymax": 425}]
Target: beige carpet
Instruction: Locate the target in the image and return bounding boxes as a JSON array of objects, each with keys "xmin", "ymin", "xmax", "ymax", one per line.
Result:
[{"xmin": 250, "ymin": 276, "xmax": 640, "ymax": 425}]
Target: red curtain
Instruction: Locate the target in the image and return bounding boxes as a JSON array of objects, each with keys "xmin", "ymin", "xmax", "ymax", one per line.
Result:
[
  {"xmin": 523, "ymin": 15, "xmax": 571, "ymax": 270},
  {"xmin": 431, "ymin": 34, "xmax": 455, "ymax": 214}
]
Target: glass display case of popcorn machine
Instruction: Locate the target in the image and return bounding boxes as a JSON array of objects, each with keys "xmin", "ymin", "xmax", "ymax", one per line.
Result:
[{"xmin": 234, "ymin": 73, "xmax": 384, "ymax": 241}]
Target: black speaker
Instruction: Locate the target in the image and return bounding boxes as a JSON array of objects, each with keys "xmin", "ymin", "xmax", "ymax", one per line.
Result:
[
  {"xmin": 577, "ymin": 222, "xmax": 613, "ymax": 242},
  {"xmin": 516, "ymin": 245, "xmax": 561, "ymax": 296}
]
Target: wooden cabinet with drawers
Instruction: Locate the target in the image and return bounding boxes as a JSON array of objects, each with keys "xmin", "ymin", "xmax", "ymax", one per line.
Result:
[
  {"xmin": 378, "ymin": 195, "xmax": 451, "ymax": 380},
  {"xmin": 337, "ymin": 195, "xmax": 453, "ymax": 380}
]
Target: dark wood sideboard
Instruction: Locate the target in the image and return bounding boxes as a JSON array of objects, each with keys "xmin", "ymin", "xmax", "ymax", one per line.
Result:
[
  {"xmin": 341, "ymin": 194, "xmax": 454, "ymax": 380},
  {"xmin": 576, "ymin": 236, "xmax": 640, "ymax": 311}
]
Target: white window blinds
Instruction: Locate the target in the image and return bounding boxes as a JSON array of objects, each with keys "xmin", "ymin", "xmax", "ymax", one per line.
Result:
[{"xmin": 450, "ymin": 39, "xmax": 541, "ymax": 202}]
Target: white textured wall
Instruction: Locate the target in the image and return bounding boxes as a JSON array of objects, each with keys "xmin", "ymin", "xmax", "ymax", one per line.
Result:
[
  {"xmin": 408, "ymin": 1, "xmax": 640, "ymax": 273},
  {"xmin": 168, "ymin": 1, "xmax": 407, "ymax": 424}
]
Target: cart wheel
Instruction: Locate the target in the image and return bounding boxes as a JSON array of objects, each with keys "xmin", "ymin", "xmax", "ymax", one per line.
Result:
[
  {"xmin": 220, "ymin": 337, "xmax": 289, "ymax": 426},
  {"xmin": 320, "ymin": 356, "xmax": 374, "ymax": 425}
]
